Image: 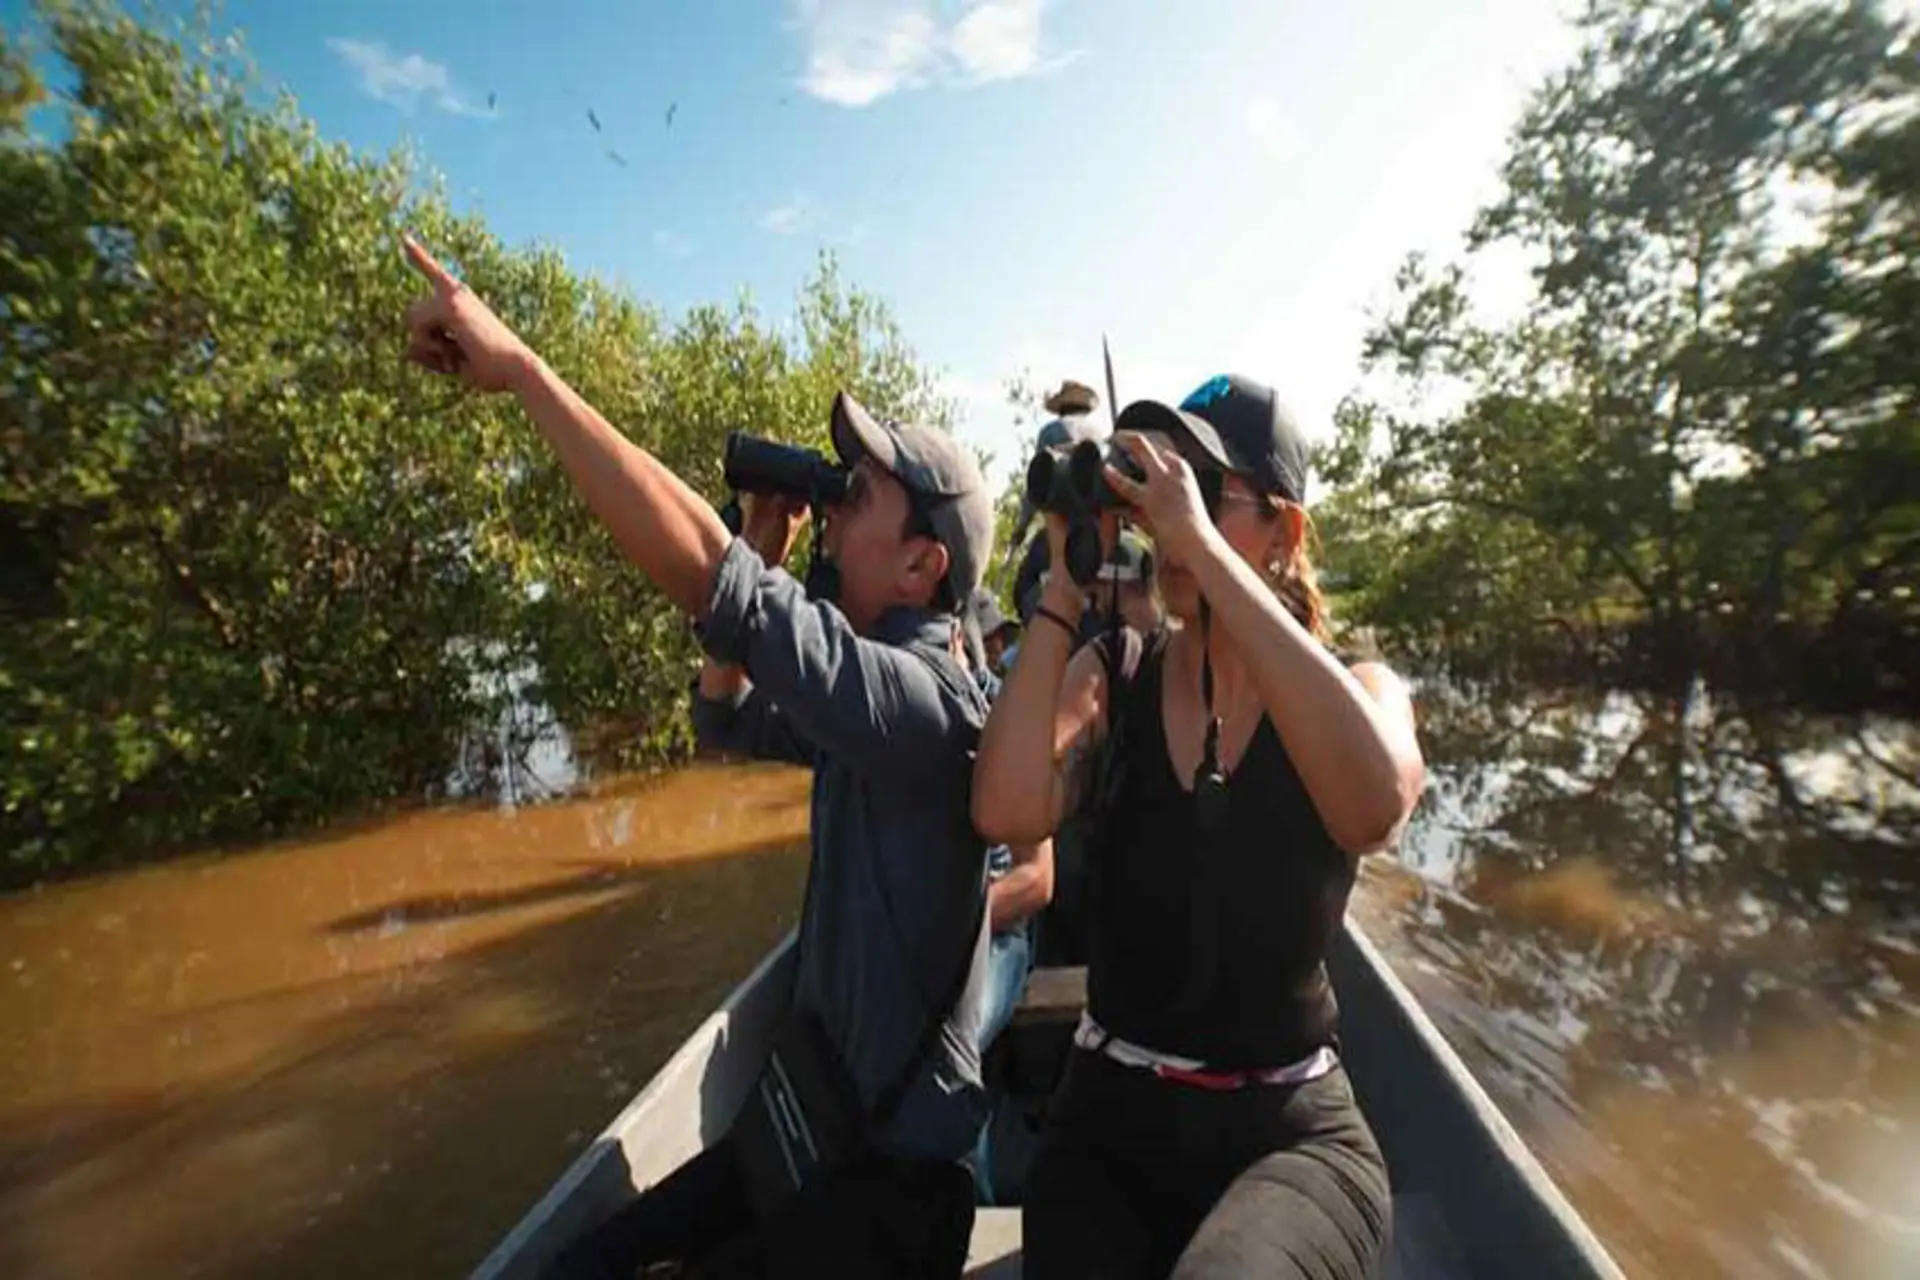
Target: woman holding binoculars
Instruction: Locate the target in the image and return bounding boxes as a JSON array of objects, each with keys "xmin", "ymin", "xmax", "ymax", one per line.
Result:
[{"xmin": 973, "ymin": 375, "xmax": 1426, "ymax": 1279}]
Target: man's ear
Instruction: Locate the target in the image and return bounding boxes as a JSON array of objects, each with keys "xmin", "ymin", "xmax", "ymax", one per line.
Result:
[{"xmin": 906, "ymin": 539, "xmax": 951, "ymax": 602}]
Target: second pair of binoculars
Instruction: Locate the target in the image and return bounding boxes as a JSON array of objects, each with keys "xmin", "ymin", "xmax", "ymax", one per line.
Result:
[
  {"xmin": 1023, "ymin": 438, "xmax": 1145, "ymax": 520},
  {"xmin": 1025, "ymin": 439, "xmax": 1147, "ymax": 586}
]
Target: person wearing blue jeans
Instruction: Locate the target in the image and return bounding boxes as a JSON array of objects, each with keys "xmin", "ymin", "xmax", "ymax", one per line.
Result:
[
  {"xmin": 957, "ymin": 651, "xmax": 1048, "ymax": 1071},
  {"xmin": 956, "ymin": 590, "xmax": 1055, "ymax": 1205},
  {"xmin": 980, "ymin": 846, "xmax": 1039, "ymax": 1044},
  {"xmin": 969, "ymin": 838, "xmax": 1051, "ymax": 1201}
]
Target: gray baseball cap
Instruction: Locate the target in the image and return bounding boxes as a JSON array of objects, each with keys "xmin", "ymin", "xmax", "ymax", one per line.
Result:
[
  {"xmin": 830, "ymin": 391, "xmax": 995, "ymax": 603},
  {"xmin": 968, "ymin": 586, "xmax": 1016, "ymax": 641},
  {"xmin": 1014, "ymin": 528, "xmax": 1152, "ymax": 620},
  {"xmin": 1104, "ymin": 530, "xmax": 1154, "ymax": 583}
]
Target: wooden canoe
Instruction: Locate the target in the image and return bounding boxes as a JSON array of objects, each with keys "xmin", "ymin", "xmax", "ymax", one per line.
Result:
[{"xmin": 473, "ymin": 924, "xmax": 1624, "ymax": 1279}]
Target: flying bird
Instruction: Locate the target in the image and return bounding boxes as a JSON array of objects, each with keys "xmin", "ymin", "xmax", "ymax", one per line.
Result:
[
  {"xmin": 607, "ymin": 149, "xmax": 628, "ymax": 168},
  {"xmin": 665, "ymin": 101, "xmax": 677, "ymax": 129},
  {"xmin": 587, "ymin": 108, "xmax": 602, "ymax": 133}
]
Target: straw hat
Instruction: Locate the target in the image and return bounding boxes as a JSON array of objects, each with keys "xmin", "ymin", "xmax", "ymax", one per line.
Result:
[{"xmin": 1043, "ymin": 380, "xmax": 1099, "ymax": 417}]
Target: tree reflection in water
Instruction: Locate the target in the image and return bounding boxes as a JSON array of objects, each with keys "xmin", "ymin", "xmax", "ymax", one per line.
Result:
[{"xmin": 1355, "ymin": 679, "xmax": 1919, "ymax": 1279}]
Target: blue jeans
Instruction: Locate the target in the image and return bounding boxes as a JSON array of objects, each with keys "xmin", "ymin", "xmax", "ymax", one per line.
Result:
[
  {"xmin": 980, "ymin": 922, "xmax": 1034, "ymax": 1049},
  {"xmin": 970, "ymin": 920, "xmax": 1035, "ymax": 1203}
]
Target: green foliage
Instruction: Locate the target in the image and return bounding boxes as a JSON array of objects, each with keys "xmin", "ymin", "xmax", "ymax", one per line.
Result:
[
  {"xmin": 1, "ymin": 2, "xmax": 950, "ymax": 880},
  {"xmin": 1, "ymin": 24, "xmax": 43, "ymax": 130},
  {"xmin": 1324, "ymin": 0, "xmax": 1919, "ymax": 708},
  {"xmin": 978, "ymin": 371, "xmax": 1049, "ymax": 612}
]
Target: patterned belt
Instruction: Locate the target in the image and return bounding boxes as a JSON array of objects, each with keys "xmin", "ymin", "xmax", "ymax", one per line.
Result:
[{"xmin": 1072, "ymin": 1013, "xmax": 1339, "ymax": 1091}]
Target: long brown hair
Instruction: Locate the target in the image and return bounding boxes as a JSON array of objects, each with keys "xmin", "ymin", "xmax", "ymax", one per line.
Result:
[{"xmin": 1258, "ymin": 495, "xmax": 1330, "ymax": 642}]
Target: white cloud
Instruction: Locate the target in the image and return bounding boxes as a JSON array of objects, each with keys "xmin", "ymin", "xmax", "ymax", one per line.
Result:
[
  {"xmin": 755, "ymin": 198, "xmax": 859, "ymax": 242},
  {"xmin": 950, "ymin": 0, "xmax": 1076, "ymax": 83},
  {"xmin": 760, "ymin": 197, "xmax": 814, "ymax": 235},
  {"xmin": 652, "ymin": 230, "xmax": 695, "ymax": 260},
  {"xmin": 797, "ymin": 1, "xmax": 941, "ymax": 106},
  {"xmin": 327, "ymin": 38, "xmax": 491, "ymax": 118},
  {"xmin": 790, "ymin": 0, "xmax": 1077, "ymax": 107}
]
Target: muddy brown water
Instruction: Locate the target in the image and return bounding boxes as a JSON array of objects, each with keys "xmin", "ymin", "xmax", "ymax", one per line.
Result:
[
  {"xmin": 0, "ymin": 764, "xmax": 811, "ymax": 1279},
  {"xmin": 1, "ymin": 688, "xmax": 1915, "ymax": 1278}
]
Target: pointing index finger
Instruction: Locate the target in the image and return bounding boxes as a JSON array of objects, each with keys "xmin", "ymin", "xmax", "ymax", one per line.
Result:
[{"xmin": 402, "ymin": 235, "xmax": 459, "ymax": 293}]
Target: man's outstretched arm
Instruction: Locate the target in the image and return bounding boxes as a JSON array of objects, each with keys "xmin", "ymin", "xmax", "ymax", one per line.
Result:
[
  {"xmin": 513, "ymin": 357, "xmax": 733, "ymax": 616},
  {"xmin": 401, "ymin": 236, "xmax": 729, "ymax": 616}
]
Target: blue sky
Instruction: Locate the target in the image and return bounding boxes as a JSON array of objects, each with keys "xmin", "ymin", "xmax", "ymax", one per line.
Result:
[{"xmin": 6, "ymin": 0, "xmax": 1587, "ymax": 486}]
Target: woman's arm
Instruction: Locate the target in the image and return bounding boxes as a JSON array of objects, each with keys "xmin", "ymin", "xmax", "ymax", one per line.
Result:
[
  {"xmin": 973, "ymin": 557, "xmax": 1110, "ymax": 844},
  {"xmin": 1103, "ymin": 434, "xmax": 1423, "ymax": 856},
  {"xmin": 1188, "ymin": 528, "xmax": 1423, "ymax": 853}
]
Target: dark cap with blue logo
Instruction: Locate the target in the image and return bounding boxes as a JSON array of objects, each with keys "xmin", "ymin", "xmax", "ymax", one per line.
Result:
[{"xmin": 1114, "ymin": 374, "xmax": 1311, "ymax": 505}]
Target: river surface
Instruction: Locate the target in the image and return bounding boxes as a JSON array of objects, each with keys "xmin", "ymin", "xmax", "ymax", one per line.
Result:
[{"xmin": 1, "ymin": 687, "xmax": 1915, "ymax": 1278}]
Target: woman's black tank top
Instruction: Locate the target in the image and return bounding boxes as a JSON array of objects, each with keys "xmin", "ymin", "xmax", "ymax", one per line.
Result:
[{"xmin": 1083, "ymin": 628, "xmax": 1356, "ymax": 1068}]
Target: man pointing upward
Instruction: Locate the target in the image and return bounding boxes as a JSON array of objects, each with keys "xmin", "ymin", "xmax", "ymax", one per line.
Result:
[{"xmin": 400, "ymin": 238, "xmax": 997, "ymax": 1277}]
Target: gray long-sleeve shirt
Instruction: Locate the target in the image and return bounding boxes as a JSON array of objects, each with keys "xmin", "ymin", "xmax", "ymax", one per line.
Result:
[{"xmin": 692, "ymin": 538, "xmax": 993, "ymax": 1162}]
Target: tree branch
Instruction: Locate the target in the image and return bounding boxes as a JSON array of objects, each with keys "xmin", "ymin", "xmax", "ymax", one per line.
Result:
[
  {"xmin": 1391, "ymin": 490, "xmax": 1658, "ymax": 604},
  {"xmin": 152, "ymin": 530, "xmax": 242, "ymax": 650}
]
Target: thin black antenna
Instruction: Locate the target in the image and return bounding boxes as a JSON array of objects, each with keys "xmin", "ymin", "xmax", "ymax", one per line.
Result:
[{"xmin": 1103, "ymin": 333, "xmax": 1120, "ymax": 430}]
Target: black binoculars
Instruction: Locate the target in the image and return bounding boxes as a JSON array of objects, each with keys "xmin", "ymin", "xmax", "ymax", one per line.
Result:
[
  {"xmin": 1023, "ymin": 438, "xmax": 1144, "ymax": 518},
  {"xmin": 723, "ymin": 433, "xmax": 850, "ymax": 507},
  {"xmin": 1023, "ymin": 440, "xmax": 1146, "ymax": 586}
]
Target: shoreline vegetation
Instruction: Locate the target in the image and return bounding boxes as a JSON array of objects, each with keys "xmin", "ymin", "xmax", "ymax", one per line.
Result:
[
  {"xmin": 3, "ymin": 2, "xmax": 952, "ymax": 885},
  {"xmin": 1317, "ymin": 0, "xmax": 1918, "ymax": 720},
  {"xmin": 5, "ymin": 0, "xmax": 1917, "ymax": 886}
]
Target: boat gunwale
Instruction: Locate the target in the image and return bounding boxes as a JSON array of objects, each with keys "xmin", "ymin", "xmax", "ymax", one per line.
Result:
[
  {"xmin": 473, "ymin": 921, "xmax": 1626, "ymax": 1279},
  {"xmin": 1337, "ymin": 924, "xmax": 1624, "ymax": 1279},
  {"xmin": 469, "ymin": 931, "xmax": 798, "ymax": 1279}
]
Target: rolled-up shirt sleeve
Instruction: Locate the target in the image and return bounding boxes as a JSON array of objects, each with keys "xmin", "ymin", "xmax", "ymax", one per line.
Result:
[
  {"xmin": 690, "ymin": 681, "xmax": 814, "ymax": 766},
  {"xmin": 697, "ymin": 537, "xmax": 973, "ymax": 780}
]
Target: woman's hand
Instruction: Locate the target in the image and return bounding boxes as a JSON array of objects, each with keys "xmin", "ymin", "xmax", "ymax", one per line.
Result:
[
  {"xmin": 402, "ymin": 237, "xmax": 537, "ymax": 394},
  {"xmin": 1039, "ymin": 513, "xmax": 1090, "ymax": 622},
  {"xmin": 1041, "ymin": 512, "xmax": 1074, "ymax": 588},
  {"xmin": 740, "ymin": 491, "xmax": 810, "ymax": 568},
  {"xmin": 1103, "ymin": 432, "xmax": 1213, "ymax": 564}
]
